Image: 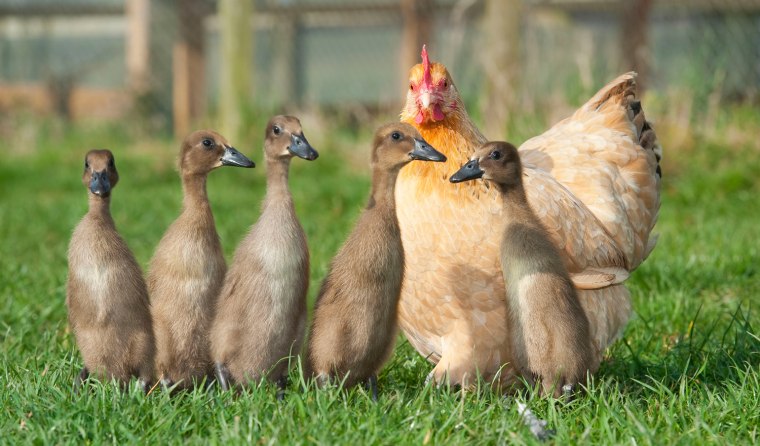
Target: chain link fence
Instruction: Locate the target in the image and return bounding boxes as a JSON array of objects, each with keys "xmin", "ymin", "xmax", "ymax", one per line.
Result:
[{"xmin": 0, "ymin": 0, "xmax": 757, "ymax": 134}]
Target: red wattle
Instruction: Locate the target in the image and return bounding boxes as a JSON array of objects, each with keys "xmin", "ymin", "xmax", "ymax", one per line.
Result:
[
  {"xmin": 415, "ymin": 110, "xmax": 424, "ymax": 124},
  {"xmin": 432, "ymin": 104, "xmax": 445, "ymax": 121}
]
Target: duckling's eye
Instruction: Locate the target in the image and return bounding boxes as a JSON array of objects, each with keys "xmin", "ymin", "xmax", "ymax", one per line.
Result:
[
  {"xmin": 202, "ymin": 139, "xmax": 213, "ymax": 148},
  {"xmin": 391, "ymin": 132, "xmax": 402, "ymax": 141},
  {"xmin": 84, "ymin": 159, "xmax": 89, "ymax": 170},
  {"xmin": 273, "ymin": 126, "xmax": 281, "ymax": 136},
  {"xmin": 489, "ymin": 150, "xmax": 501, "ymax": 160}
]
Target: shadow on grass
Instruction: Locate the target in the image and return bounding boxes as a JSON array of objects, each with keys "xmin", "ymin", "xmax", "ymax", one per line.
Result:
[{"xmin": 600, "ymin": 302, "xmax": 758, "ymax": 391}]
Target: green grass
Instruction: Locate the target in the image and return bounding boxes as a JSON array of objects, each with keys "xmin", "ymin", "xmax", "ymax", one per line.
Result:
[{"xmin": 1, "ymin": 112, "xmax": 758, "ymax": 445}]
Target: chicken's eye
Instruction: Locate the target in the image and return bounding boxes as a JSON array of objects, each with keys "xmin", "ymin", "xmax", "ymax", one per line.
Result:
[
  {"xmin": 443, "ymin": 80, "xmax": 448, "ymax": 88},
  {"xmin": 273, "ymin": 126, "xmax": 281, "ymax": 135},
  {"xmin": 409, "ymin": 83, "xmax": 414, "ymax": 91},
  {"xmin": 489, "ymin": 150, "xmax": 501, "ymax": 160},
  {"xmin": 202, "ymin": 139, "xmax": 214, "ymax": 148},
  {"xmin": 391, "ymin": 132, "xmax": 402, "ymax": 141}
]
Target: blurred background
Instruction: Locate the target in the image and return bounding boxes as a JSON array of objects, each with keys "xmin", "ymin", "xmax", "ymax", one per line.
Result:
[{"xmin": 0, "ymin": 0, "xmax": 758, "ymax": 151}]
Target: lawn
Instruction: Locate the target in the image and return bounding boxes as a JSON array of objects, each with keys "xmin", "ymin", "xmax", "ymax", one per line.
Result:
[{"xmin": 1, "ymin": 108, "xmax": 758, "ymax": 445}]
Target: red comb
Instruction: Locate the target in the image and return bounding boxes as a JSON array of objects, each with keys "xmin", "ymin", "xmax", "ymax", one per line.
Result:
[{"xmin": 421, "ymin": 44, "xmax": 432, "ymax": 89}]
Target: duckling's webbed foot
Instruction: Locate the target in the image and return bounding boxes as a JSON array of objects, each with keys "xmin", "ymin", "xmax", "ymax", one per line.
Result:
[
  {"xmin": 215, "ymin": 362, "xmax": 232, "ymax": 391},
  {"xmin": 73, "ymin": 367, "xmax": 89, "ymax": 393},
  {"xmin": 137, "ymin": 378, "xmax": 150, "ymax": 394},
  {"xmin": 562, "ymin": 383, "xmax": 575, "ymax": 399},
  {"xmin": 276, "ymin": 375, "xmax": 287, "ymax": 401},
  {"xmin": 366, "ymin": 374, "xmax": 378, "ymax": 401},
  {"xmin": 160, "ymin": 376, "xmax": 175, "ymax": 392}
]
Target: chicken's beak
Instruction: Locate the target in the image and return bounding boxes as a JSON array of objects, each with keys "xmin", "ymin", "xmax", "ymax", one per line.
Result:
[
  {"xmin": 288, "ymin": 134, "xmax": 319, "ymax": 161},
  {"xmin": 221, "ymin": 146, "xmax": 255, "ymax": 168},
  {"xmin": 409, "ymin": 138, "xmax": 446, "ymax": 162},
  {"xmin": 449, "ymin": 159, "xmax": 484, "ymax": 183},
  {"xmin": 420, "ymin": 91, "xmax": 432, "ymax": 109},
  {"xmin": 89, "ymin": 170, "xmax": 111, "ymax": 197}
]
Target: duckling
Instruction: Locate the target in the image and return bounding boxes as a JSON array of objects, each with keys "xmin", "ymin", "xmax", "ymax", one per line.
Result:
[
  {"xmin": 211, "ymin": 116, "xmax": 318, "ymax": 392},
  {"xmin": 450, "ymin": 141, "xmax": 595, "ymax": 397},
  {"xmin": 66, "ymin": 149, "xmax": 155, "ymax": 392},
  {"xmin": 147, "ymin": 130, "xmax": 254, "ymax": 390},
  {"xmin": 307, "ymin": 123, "xmax": 446, "ymax": 398}
]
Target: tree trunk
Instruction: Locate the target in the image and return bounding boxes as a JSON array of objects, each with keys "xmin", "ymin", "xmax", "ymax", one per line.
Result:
[{"xmin": 481, "ymin": 0, "xmax": 521, "ymax": 140}]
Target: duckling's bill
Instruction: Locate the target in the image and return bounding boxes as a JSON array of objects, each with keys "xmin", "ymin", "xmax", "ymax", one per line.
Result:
[
  {"xmin": 410, "ymin": 138, "xmax": 446, "ymax": 162},
  {"xmin": 89, "ymin": 171, "xmax": 111, "ymax": 197},
  {"xmin": 221, "ymin": 146, "xmax": 255, "ymax": 168},
  {"xmin": 449, "ymin": 159, "xmax": 484, "ymax": 183},
  {"xmin": 288, "ymin": 134, "xmax": 319, "ymax": 161}
]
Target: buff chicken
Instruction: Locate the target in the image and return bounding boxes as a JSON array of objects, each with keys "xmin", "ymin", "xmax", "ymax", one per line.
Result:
[{"xmin": 396, "ymin": 46, "xmax": 662, "ymax": 387}]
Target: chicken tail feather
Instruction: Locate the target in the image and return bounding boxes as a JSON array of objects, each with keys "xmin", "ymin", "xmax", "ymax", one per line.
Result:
[{"xmin": 585, "ymin": 71, "xmax": 663, "ymax": 179}]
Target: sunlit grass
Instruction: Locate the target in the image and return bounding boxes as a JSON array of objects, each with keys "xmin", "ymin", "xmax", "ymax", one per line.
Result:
[{"xmin": 1, "ymin": 110, "xmax": 757, "ymax": 444}]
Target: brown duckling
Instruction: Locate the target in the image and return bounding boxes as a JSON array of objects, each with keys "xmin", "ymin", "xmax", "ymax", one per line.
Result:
[
  {"xmin": 307, "ymin": 123, "xmax": 446, "ymax": 399},
  {"xmin": 211, "ymin": 116, "xmax": 318, "ymax": 393},
  {"xmin": 450, "ymin": 141, "xmax": 594, "ymax": 397},
  {"xmin": 66, "ymin": 149, "xmax": 155, "ymax": 392},
  {"xmin": 147, "ymin": 130, "xmax": 254, "ymax": 390}
]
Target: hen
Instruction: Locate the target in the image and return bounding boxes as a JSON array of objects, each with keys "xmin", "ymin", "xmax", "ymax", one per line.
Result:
[{"xmin": 396, "ymin": 46, "xmax": 662, "ymax": 387}]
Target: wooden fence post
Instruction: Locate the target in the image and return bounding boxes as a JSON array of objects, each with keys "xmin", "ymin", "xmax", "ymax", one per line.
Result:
[
  {"xmin": 173, "ymin": 0, "xmax": 208, "ymax": 138},
  {"xmin": 481, "ymin": 0, "xmax": 521, "ymax": 140},
  {"xmin": 219, "ymin": 0, "xmax": 252, "ymax": 143},
  {"xmin": 620, "ymin": 0, "xmax": 653, "ymax": 92},
  {"xmin": 400, "ymin": 0, "xmax": 434, "ymax": 89},
  {"xmin": 126, "ymin": 0, "xmax": 150, "ymax": 95}
]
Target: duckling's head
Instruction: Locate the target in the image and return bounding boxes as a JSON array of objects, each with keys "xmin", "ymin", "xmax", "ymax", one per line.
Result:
[
  {"xmin": 371, "ymin": 122, "xmax": 446, "ymax": 171},
  {"xmin": 449, "ymin": 141, "xmax": 522, "ymax": 186},
  {"xmin": 179, "ymin": 130, "xmax": 254, "ymax": 175},
  {"xmin": 82, "ymin": 149, "xmax": 118, "ymax": 198},
  {"xmin": 264, "ymin": 115, "xmax": 318, "ymax": 161}
]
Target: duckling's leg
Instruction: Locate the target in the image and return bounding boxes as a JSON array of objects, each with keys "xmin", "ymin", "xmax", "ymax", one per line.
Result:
[
  {"xmin": 136, "ymin": 378, "xmax": 150, "ymax": 394},
  {"xmin": 314, "ymin": 372, "xmax": 329, "ymax": 389},
  {"xmin": 73, "ymin": 367, "xmax": 89, "ymax": 393},
  {"xmin": 366, "ymin": 375, "xmax": 378, "ymax": 401},
  {"xmin": 160, "ymin": 375, "xmax": 175, "ymax": 391},
  {"xmin": 136, "ymin": 365, "xmax": 154, "ymax": 394},
  {"xmin": 276, "ymin": 375, "xmax": 287, "ymax": 401},
  {"xmin": 215, "ymin": 362, "xmax": 232, "ymax": 391},
  {"xmin": 204, "ymin": 370, "xmax": 217, "ymax": 390}
]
